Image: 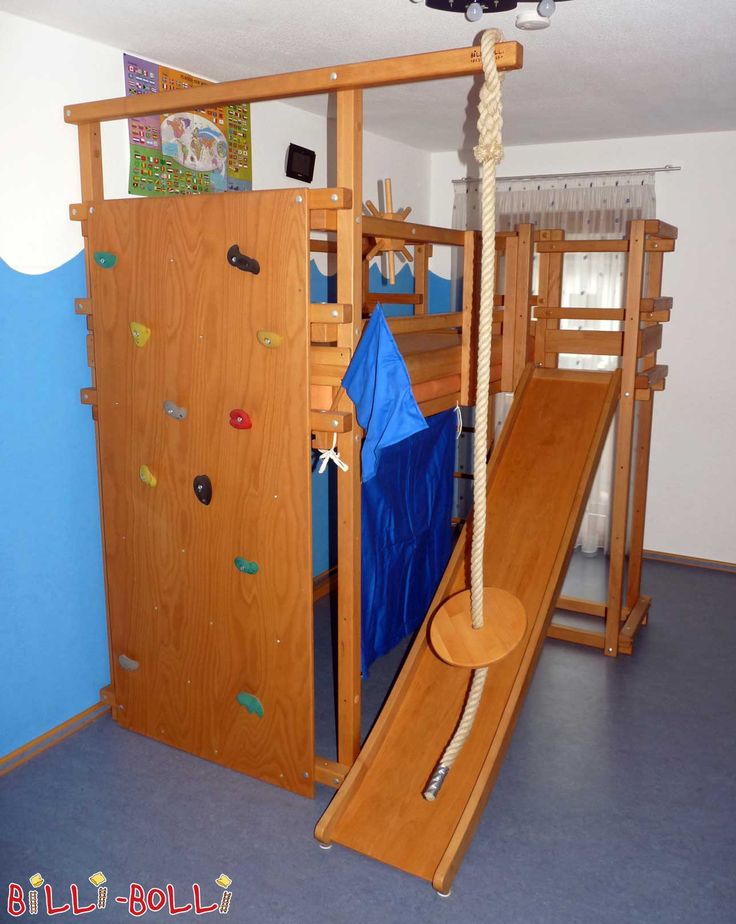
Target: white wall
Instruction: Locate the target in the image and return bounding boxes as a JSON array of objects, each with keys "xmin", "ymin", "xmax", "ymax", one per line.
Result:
[
  {"xmin": 431, "ymin": 131, "xmax": 736, "ymax": 564},
  {"xmin": 0, "ymin": 10, "xmax": 429, "ymax": 276}
]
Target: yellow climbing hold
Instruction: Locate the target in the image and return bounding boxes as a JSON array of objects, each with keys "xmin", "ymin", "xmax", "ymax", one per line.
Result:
[
  {"xmin": 130, "ymin": 321, "xmax": 151, "ymax": 347},
  {"xmin": 256, "ymin": 330, "xmax": 283, "ymax": 349},
  {"xmin": 139, "ymin": 465, "xmax": 157, "ymax": 488}
]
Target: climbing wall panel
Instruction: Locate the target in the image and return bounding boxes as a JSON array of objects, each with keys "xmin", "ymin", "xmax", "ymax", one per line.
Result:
[{"xmin": 87, "ymin": 191, "xmax": 314, "ymax": 796}]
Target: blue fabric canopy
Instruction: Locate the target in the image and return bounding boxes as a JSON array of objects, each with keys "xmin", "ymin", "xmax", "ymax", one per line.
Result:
[
  {"xmin": 360, "ymin": 409, "xmax": 456, "ymax": 674},
  {"xmin": 342, "ymin": 306, "xmax": 427, "ymax": 482}
]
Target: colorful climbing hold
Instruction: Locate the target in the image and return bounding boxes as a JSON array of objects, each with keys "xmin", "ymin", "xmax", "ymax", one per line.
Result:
[
  {"xmin": 256, "ymin": 330, "xmax": 283, "ymax": 349},
  {"xmin": 94, "ymin": 251, "xmax": 117, "ymax": 269},
  {"xmin": 139, "ymin": 465, "xmax": 157, "ymax": 488},
  {"xmin": 163, "ymin": 399, "xmax": 187, "ymax": 420},
  {"xmin": 234, "ymin": 556, "xmax": 259, "ymax": 575},
  {"xmin": 130, "ymin": 322, "xmax": 151, "ymax": 347},
  {"xmin": 236, "ymin": 692, "xmax": 264, "ymax": 718},
  {"xmin": 193, "ymin": 474, "xmax": 212, "ymax": 506},
  {"xmin": 229, "ymin": 409, "xmax": 252, "ymax": 430}
]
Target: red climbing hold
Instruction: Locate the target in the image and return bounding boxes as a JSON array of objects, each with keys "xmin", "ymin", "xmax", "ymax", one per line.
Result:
[{"xmin": 229, "ymin": 409, "xmax": 252, "ymax": 430}]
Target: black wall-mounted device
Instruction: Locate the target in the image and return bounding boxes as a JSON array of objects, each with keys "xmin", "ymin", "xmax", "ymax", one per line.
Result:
[{"xmin": 285, "ymin": 143, "xmax": 316, "ymax": 184}]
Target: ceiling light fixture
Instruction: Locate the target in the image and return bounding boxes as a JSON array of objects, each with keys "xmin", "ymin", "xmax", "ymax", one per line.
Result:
[{"xmin": 417, "ymin": 1, "xmax": 571, "ymax": 27}]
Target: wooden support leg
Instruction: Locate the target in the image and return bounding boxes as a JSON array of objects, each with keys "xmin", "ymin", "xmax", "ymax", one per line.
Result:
[
  {"xmin": 626, "ymin": 397, "xmax": 654, "ymax": 610},
  {"xmin": 626, "ymin": 248, "xmax": 663, "ymax": 615},
  {"xmin": 335, "ymin": 89, "xmax": 363, "ymax": 766},
  {"xmin": 605, "ymin": 220, "xmax": 646, "ymax": 656}
]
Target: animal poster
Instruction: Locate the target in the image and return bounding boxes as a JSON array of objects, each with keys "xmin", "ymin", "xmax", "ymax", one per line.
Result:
[{"xmin": 124, "ymin": 54, "xmax": 252, "ymax": 197}]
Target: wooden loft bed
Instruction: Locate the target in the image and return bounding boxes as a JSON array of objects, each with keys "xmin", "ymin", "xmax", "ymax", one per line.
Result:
[
  {"xmin": 65, "ymin": 41, "xmax": 526, "ymax": 795},
  {"xmin": 65, "ymin": 33, "xmax": 676, "ymax": 826}
]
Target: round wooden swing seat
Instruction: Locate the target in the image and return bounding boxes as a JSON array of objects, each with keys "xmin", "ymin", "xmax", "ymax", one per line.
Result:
[{"xmin": 429, "ymin": 587, "xmax": 527, "ymax": 669}]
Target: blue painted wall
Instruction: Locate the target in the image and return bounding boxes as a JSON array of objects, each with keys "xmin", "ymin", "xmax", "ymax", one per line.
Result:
[
  {"xmin": 0, "ymin": 254, "xmax": 108, "ymax": 757},
  {"xmin": 0, "ymin": 253, "xmax": 453, "ymax": 755}
]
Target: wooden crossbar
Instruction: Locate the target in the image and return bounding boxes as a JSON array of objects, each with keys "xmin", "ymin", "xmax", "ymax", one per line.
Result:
[{"xmin": 64, "ymin": 42, "xmax": 523, "ymax": 125}]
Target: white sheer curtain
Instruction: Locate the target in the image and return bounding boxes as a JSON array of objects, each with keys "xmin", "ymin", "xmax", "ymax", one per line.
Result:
[{"xmin": 454, "ymin": 172, "xmax": 656, "ymax": 553}]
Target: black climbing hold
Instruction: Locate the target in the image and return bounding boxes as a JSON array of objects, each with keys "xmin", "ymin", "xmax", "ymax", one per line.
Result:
[
  {"xmin": 226, "ymin": 244, "xmax": 260, "ymax": 275},
  {"xmin": 193, "ymin": 474, "xmax": 212, "ymax": 506}
]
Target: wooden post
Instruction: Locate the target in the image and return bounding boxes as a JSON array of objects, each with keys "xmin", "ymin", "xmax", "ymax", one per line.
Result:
[
  {"xmin": 535, "ymin": 229, "xmax": 564, "ymax": 369},
  {"xmin": 75, "ymin": 122, "xmax": 116, "ymax": 699},
  {"xmin": 605, "ymin": 220, "xmax": 646, "ymax": 656},
  {"xmin": 335, "ymin": 89, "xmax": 363, "ymax": 765},
  {"xmin": 626, "ymin": 398, "xmax": 654, "ymax": 610},
  {"xmin": 625, "ymin": 249, "xmax": 663, "ymax": 610},
  {"xmin": 414, "ymin": 244, "xmax": 429, "ymax": 316},
  {"xmin": 460, "ymin": 231, "xmax": 477, "ymax": 405}
]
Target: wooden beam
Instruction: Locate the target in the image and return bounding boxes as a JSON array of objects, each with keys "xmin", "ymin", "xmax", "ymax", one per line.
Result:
[
  {"xmin": 310, "ymin": 303, "xmax": 352, "ymax": 323},
  {"xmin": 605, "ymin": 220, "xmax": 647, "ymax": 656},
  {"xmin": 64, "ymin": 42, "xmax": 523, "ymax": 124},
  {"xmin": 557, "ymin": 596, "xmax": 607, "ymax": 618},
  {"xmin": 314, "ymin": 756, "xmax": 349, "ymax": 789},
  {"xmin": 335, "ymin": 89, "xmax": 363, "ymax": 768},
  {"xmin": 363, "ymin": 216, "xmax": 465, "ymax": 247},
  {"xmin": 365, "ymin": 292, "xmax": 424, "ymax": 305},
  {"xmin": 547, "ymin": 623, "xmax": 605, "ymax": 651},
  {"xmin": 536, "ymin": 239, "xmax": 674, "ymax": 254}
]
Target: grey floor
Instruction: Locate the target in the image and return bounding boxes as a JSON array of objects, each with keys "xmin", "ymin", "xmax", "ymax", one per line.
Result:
[{"xmin": 2, "ymin": 556, "xmax": 735, "ymax": 923}]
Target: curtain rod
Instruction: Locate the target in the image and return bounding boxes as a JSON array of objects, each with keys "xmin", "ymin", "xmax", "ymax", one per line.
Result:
[{"xmin": 453, "ymin": 165, "xmax": 682, "ymax": 184}]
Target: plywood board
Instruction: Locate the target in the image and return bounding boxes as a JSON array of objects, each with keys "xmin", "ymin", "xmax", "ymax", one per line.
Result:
[{"xmin": 87, "ymin": 191, "xmax": 314, "ymax": 796}]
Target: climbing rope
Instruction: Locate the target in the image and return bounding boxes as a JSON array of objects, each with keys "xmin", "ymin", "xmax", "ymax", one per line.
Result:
[{"xmin": 424, "ymin": 28, "xmax": 504, "ymax": 801}]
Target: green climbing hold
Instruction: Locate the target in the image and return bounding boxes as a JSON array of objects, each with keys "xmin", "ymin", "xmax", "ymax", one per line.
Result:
[
  {"xmin": 236, "ymin": 692, "xmax": 264, "ymax": 718},
  {"xmin": 234, "ymin": 556, "xmax": 259, "ymax": 575},
  {"xmin": 94, "ymin": 251, "xmax": 117, "ymax": 269}
]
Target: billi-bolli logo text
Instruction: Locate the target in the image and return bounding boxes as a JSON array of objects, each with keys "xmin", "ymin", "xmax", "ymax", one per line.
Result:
[{"xmin": 7, "ymin": 872, "xmax": 234, "ymax": 917}]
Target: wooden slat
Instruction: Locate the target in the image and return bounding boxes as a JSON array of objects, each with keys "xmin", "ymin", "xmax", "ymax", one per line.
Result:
[
  {"xmin": 310, "ymin": 410, "xmax": 353, "ymax": 433},
  {"xmin": 315, "ymin": 757, "xmax": 349, "ymax": 789},
  {"xmin": 635, "ymin": 364, "xmax": 668, "ymax": 389},
  {"xmin": 311, "ymin": 346, "xmax": 352, "ymax": 367},
  {"xmin": 644, "ymin": 220, "xmax": 678, "ymax": 240},
  {"xmin": 335, "ymin": 89, "xmax": 363, "ymax": 768},
  {"xmin": 403, "ymin": 346, "xmax": 462, "ymax": 384},
  {"xmin": 65, "ymin": 43, "xmax": 524, "ymax": 124},
  {"xmin": 77, "ymin": 123, "xmax": 105, "ymax": 201},
  {"xmin": 545, "ymin": 329, "xmax": 623, "ymax": 356},
  {"xmin": 383, "ymin": 313, "xmax": 461, "ymax": 334},
  {"xmin": 547, "ymin": 623, "xmax": 605, "ymax": 650},
  {"xmin": 620, "ymin": 596, "xmax": 651, "ymax": 640},
  {"xmin": 638, "ymin": 323, "xmax": 663, "ymax": 357},
  {"xmin": 310, "ymin": 238, "xmax": 337, "ymax": 254},
  {"xmin": 363, "ymin": 216, "xmax": 465, "ymax": 247},
  {"xmin": 536, "ymin": 239, "xmax": 675, "ymax": 254},
  {"xmin": 557, "ymin": 595, "xmax": 607, "ymax": 618},
  {"xmin": 309, "ymin": 188, "xmax": 352, "ymax": 209},
  {"xmin": 365, "ymin": 292, "xmax": 424, "ymax": 305},
  {"xmin": 417, "ymin": 393, "xmax": 461, "ymax": 417},
  {"xmin": 311, "ymin": 323, "xmax": 338, "ymax": 343},
  {"xmin": 641, "ymin": 297, "xmax": 672, "ymax": 312},
  {"xmin": 310, "ymin": 303, "xmax": 352, "ymax": 324},
  {"xmin": 535, "ymin": 307, "xmax": 625, "ymax": 322}
]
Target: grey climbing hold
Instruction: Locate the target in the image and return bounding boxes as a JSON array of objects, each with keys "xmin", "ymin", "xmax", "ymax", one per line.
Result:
[
  {"xmin": 118, "ymin": 654, "xmax": 140, "ymax": 672},
  {"xmin": 163, "ymin": 400, "xmax": 187, "ymax": 420}
]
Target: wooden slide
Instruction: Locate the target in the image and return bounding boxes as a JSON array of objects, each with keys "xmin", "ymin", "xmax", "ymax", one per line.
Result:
[{"xmin": 316, "ymin": 365, "xmax": 621, "ymax": 892}]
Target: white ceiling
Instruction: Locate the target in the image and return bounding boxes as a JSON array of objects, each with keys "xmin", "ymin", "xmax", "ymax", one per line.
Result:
[{"xmin": 2, "ymin": 0, "xmax": 735, "ymax": 151}]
